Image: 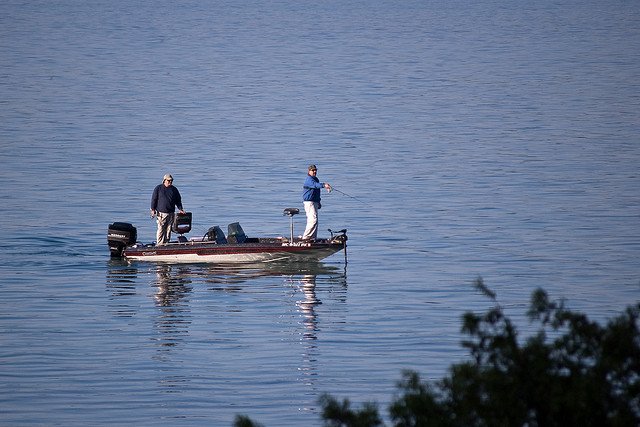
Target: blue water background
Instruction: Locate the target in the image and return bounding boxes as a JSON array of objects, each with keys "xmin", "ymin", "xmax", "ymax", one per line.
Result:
[{"xmin": 1, "ymin": 0, "xmax": 639, "ymax": 425}]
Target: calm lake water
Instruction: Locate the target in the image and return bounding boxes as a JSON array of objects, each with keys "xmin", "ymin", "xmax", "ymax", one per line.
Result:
[{"xmin": 1, "ymin": 0, "xmax": 639, "ymax": 425}]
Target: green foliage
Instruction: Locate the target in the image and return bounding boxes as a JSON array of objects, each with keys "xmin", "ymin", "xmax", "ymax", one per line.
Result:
[
  {"xmin": 318, "ymin": 394, "xmax": 383, "ymax": 427},
  {"xmin": 388, "ymin": 371, "xmax": 449, "ymax": 427},
  {"xmin": 437, "ymin": 279, "xmax": 640, "ymax": 426},
  {"xmin": 233, "ymin": 415, "xmax": 264, "ymax": 427},
  {"xmin": 235, "ymin": 280, "xmax": 640, "ymax": 426}
]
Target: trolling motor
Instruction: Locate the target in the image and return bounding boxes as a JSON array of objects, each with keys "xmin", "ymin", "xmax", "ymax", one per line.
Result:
[
  {"xmin": 283, "ymin": 208, "xmax": 299, "ymax": 242},
  {"xmin": 328, "ymin": 228, "xmax": 348, "ymax": 264},
  {"xmin": 328, "ymin": 228, "xmax": 347, "ymax": 242}
]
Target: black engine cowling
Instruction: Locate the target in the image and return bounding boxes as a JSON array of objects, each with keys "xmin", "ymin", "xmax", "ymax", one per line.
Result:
[{"xmin": 107, "ymin": 222, "xmax": 137, "ymax": 257}]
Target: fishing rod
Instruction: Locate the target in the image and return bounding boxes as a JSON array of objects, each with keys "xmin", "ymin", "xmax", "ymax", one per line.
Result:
[{"xmin": 329, "ymin": 187, "xmax": 367, "ymax": 204}]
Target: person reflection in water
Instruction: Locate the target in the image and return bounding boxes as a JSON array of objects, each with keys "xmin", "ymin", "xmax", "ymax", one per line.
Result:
[
  {"xmin": 302, "ymin": 164, "xmax": 332, "ymax": 241},
  {"xmin": 154, "ymin": 265, "xmax": 192, "ymax": 350},
  {"xmin": 298, "ymin": 274, "xmax": 320, "ymax": 339},
  {"xmin": 150, "ymin": 173, "xmax": 185, "ymax": 245}
]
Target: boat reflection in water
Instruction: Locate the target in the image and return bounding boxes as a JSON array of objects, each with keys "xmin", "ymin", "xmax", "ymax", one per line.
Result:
[{"xmin": 105, "ymin": 260, "xmax": 348, "ymax": 396}]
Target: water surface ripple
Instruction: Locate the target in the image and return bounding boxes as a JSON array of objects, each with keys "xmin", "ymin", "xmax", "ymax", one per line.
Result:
[{"xmin": 1, "ymin": 0, "xmax": 639, "ymax": 425}]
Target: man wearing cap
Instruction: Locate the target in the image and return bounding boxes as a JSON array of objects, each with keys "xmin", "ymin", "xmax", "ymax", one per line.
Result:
[
  {"xmin": 302, "ymin": 164, "xmax": 332, "ymax": 241},
  {"xmin": 150, "ymin": 174, "xmax": 186, "ymax": 245}
]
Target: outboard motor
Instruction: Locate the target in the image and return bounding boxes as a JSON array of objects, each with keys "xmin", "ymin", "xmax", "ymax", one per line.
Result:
[{"xmin": 107, "ymin": 222, "xmax": 137, "ymax": 257}]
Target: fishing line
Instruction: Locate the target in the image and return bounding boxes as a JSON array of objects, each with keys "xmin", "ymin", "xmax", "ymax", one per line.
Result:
[{"xmin": 330, "ymin": 187, "xmax": 367, "ymax": 205}]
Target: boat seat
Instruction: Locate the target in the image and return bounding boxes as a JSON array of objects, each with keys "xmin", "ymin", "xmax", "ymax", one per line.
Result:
[
  {"xmin": 283, "ymin": 207, "xmax": 299, "ymax": 217},
  {"xmin": 172, "ymin": 212, "xmax": 192, "ymax": 234},
  {"xmin": 227, "ymin": 223, "xmax": 260, "ymax": 243},
  {"xmin": 204, "ymin": 225, "xmax": 227, "ymax": 244},
  {"xmin": 227, "ymin": 222, "xmax": 247, "ymax": 244}
]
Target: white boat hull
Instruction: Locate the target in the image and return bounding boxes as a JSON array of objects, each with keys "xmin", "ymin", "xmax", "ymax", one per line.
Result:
[{"xmin": 122, "ymin": 241, "xmax": 345, "ymax": 264}]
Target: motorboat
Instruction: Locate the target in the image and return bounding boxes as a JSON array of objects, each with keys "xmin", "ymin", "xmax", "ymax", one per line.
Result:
[{"xmin": 107, "ymin": 208, "xmax": 347, "ymax": 264}]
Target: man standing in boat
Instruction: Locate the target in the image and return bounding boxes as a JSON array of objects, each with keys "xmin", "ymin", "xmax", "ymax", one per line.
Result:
[
  {"xmin": 302, "ymin": 164, "xmax": 331, "ymax": 241},
  {"xmin": 150, "ymin": 174, "xmax": 185, "ymax": 245}
]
